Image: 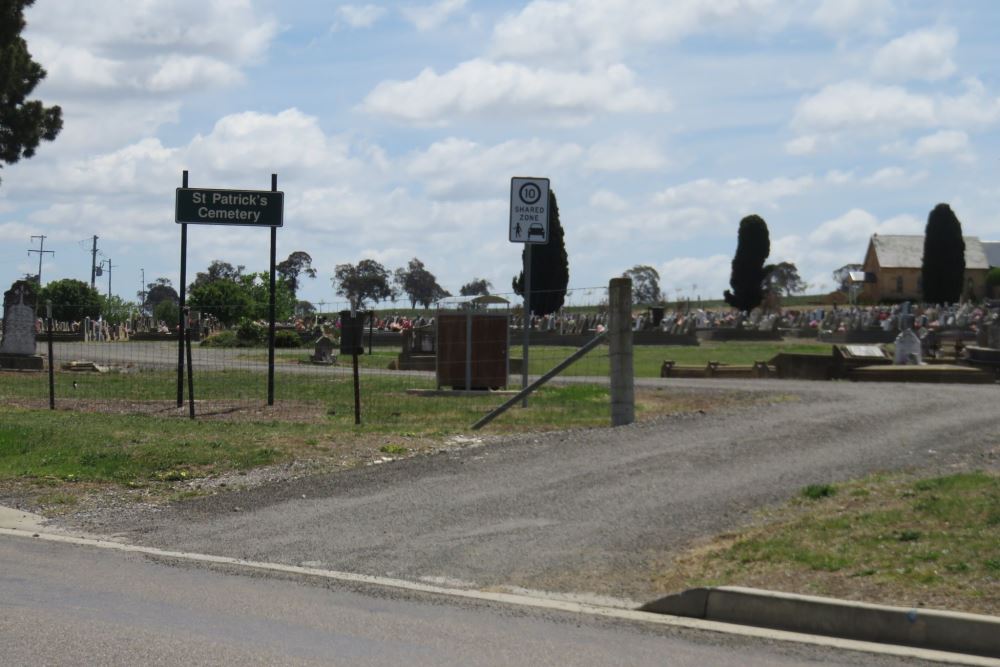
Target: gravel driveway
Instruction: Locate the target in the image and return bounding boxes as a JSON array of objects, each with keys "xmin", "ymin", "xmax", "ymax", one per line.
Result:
[{"xmin": 53, "ymin": 377, "xmax": 1000, "ymax": 604}]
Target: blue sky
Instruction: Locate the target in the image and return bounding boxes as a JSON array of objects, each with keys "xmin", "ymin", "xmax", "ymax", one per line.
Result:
[{"xmin": 3, "ymin": 0, "xmax": 1000, "ymax": 306}]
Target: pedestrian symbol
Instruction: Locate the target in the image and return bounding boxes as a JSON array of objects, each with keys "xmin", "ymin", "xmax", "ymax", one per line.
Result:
[{"xmin": 509, "ymin": 177, "xmax": 550, "ymax": 244}]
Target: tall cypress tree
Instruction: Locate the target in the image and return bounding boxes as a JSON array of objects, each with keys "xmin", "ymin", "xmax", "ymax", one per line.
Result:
[
  {"xmin": 512, "ymin": 190, "xmax": 569, "ymax": 316},
  {"xmin": 1, "ymin": 0, "xmax": 63, "ymax": 186},
  {"xmin": 723, "ymin": 214, "xmax": 770, "ymax": 312},
  {"xmin": 921, "ymin": 203, "xmax": 965, "ymax": 304}
]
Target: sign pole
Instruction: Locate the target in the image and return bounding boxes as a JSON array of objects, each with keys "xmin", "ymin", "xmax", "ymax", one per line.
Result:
[
  {"xmin": 268, "ymin": 173, "xmax": 277, "ymax": 406},
  {"xmin": 177, "ymin": 170, "xmax": 188, "ymax": 407},
  {"xmin": 522, "ymin": 244, "xmax": 531, "ymax": 407}
]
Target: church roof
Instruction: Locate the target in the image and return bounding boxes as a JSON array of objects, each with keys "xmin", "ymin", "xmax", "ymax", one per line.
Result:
[{"xmin": 870, "ymin": 234, "xmax": 989, "ymax": 270}]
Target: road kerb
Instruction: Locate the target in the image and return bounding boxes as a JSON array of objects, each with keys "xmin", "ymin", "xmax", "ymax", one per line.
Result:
[{"xmin": 641, "ymin": 586, "xmax": 1000, "ymax": 659}]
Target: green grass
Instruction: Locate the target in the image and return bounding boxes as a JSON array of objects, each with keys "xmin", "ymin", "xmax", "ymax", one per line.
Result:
[
  {"xmin": 801, "ymin": 483, "xmax": 837, "ymax": 499},
  {"xmin": 0, "ymin": 409, "xmax": 294, "ymax": 484},
  {"xmin": 242, "ymin": 340, "xmax": 834, "ymax": 378},
  {"xmin": 658, "ymin": 471, "xmax": 1000, "ymax": 614}
]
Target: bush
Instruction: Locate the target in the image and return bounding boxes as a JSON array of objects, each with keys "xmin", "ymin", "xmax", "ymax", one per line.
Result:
[
  {"xmin": 236, "ymin": 318, "xmax": 266, "ymax": 344},
  {"xmin": 200, "ymin": 330, "xmax": 240, "ymax": 347},
  {"xmin": 274, "ymin": 329, "xmax": 302, "ymax": 348},
  {"xmin": 153, "ymin": 299, "xmax": 179, "ymax": 326}
]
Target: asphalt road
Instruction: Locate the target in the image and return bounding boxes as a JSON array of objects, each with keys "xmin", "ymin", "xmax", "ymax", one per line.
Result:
[
  {"xmin": 0, "ymin": 534, "xmax": 934, "ymax": 666},
  {"xmin": 64, "ymin": 377, "xmax": 1000, "ymax": 603}
]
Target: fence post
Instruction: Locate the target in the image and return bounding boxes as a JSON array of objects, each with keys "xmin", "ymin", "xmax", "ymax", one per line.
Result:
[
  {"xmin": 608, "ymin": 277, "xmax": 634, "ymax": 426},
  {"xmin": 46, "ymin": 301, "xmax": 55, "ymax": 410}
]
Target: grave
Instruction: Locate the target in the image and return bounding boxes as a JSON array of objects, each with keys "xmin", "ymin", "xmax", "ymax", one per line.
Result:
[
  {"xmin": 0, "ymin": 280, "xmax": 44, "ymax": 371},
  {"xmin": 310, "ymin": 335, "xmax": 336, "ymax": 365}
]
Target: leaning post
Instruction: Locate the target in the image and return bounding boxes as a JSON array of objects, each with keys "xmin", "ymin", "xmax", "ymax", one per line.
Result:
[{"xmin": 608, "ymin": 277, "xmax": 634, "ymax": 427}]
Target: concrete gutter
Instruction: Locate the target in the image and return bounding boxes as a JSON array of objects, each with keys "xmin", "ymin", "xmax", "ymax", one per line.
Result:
[{"xmin": 641, "ymin": 586, "xmax": 1000, "ymax": 659}]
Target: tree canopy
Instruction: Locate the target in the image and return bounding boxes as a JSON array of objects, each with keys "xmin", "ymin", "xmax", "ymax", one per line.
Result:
[
  {"xmin": 723, "ymin": 214, "xmax": 770, "ymax": 312},
  {"xmin": 334, "ymin": 259, "xmax": 395, "ymax": 309},
  {"xmin": 832, "ymin": 264, "xmax": 863, "ymax": 292},
  {"xmin": 191, "ymin": 260, "xmax": 244, "ymax": 289},
  {"xmin": 622, "ymin": 265, "xmax": 663, "ymax": 305},
  {"xmin": 763, "ymin": 261, "xmax": 806, "ymax": 297},
  {"xmin": 187, "ymin": 265, "xmax": 295, "ymax": 325},
  {"xmin": 38, "ymin": 279, "xmax": 101, "ymax": 322},
  {"xmin": 459, "ymin": 278, "xmax": 492, "ymax": 297},
  {"xmin": 921, "ymin": 203, "xmax": 965, "ymax": 304},
  {"xmin": 512, "ymin": 190, "xmax": 569, "ymax": 316},
  {"xmin": 140, "ymin": 277, "xmax": 178, "ymax": 314},
  {"xmin": 1, "ymin": 0, "xmax": 62, "ymax": 186},
  {"xmin": 394, "ymin": 258, "xmax": 450, "ymax": 308},
  {"xmin": 276, "ymin": 251, "xmax": 316, "ymax": 298}
]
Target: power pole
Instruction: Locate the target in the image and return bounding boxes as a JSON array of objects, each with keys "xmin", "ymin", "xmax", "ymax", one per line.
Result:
[
  {"xmin": 28, "ymin": 235, "xmax": 54, "ymax": 284},
  {"xmin": 89, "ymin": 235, "xmax": 99, "ymax": 289},
  {"xmin": 139, "ymin": 268, "xmax": 146, "ymax": 307},
  {"xmin": 100, "ymin": 258, "xmax": 116, "ymax": 299}
]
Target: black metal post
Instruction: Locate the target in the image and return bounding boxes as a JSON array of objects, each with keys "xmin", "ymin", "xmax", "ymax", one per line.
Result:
[
  {"xmin": 522, "ymin": 244, "xmax": 531, "ymax": 407},
  {"xmin": 352, "ymin": 350, "xmax": 361, "ymax": 425},
  {"xmin": 46, "ymin": 303, "xmax": 54, "ymax": 410},
  {"xmin": 185, "ymin": 307, "xmax": 195, "ymax": 419},
  {"xmin": 368, "ymin": 311, "xmax": 373, "ymax": 355},
  {"xmin": 267, "ymin": 173, "xmax": 277, "ymax": 406},
  {"xmin": 177, "ymin": 170, "xmax": 188, "ymax": 407}
]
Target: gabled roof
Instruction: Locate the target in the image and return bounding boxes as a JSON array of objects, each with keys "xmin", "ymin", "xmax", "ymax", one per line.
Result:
[
  {"xmin": 870, "ymin": 234, "xmax": 989, "ymax": 270},
  {"xmin": 982, "ymin": 241, "xmax": 1000, "ymax": 268}
]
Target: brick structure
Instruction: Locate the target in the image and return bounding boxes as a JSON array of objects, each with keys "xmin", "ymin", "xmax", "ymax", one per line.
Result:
[{"xmin": 861, "ymin": 234, "xmax": 990, "ymax": 302}]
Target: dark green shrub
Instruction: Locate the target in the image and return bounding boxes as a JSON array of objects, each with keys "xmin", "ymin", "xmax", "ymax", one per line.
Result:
[
  {"xmin": 236, "ymin": 318, "xmax": 266, "ymax": 344},
  {"xmin": 200, "ymin": 330, "xmax": 240, "ymax": 347},
  {"xmin": 274, "ymin": 329, "xmax": 302, "ymax": 348}
]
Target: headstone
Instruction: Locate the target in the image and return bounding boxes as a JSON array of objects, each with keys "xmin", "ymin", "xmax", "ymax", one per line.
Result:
[
  {"xmin": 311, "ymin": 335, "xmax": 335, "ymax": 364},
  {"xmin": 894, "ymin": 328, "xmax": 922, "ymax": 365},
  {"xmin": 0, "ymin": 280, "xmax": 44, "ymax": 370}
]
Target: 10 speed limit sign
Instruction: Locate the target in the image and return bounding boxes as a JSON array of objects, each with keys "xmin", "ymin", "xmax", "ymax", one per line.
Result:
[{"xmin": 509, "ymin": 177, "xmax": 550, "ymax": 244}]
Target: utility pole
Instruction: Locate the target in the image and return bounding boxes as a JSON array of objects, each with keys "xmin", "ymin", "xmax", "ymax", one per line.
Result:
[
  {"xmin": 139, "ymin": 268, "xmax": 146, "ymax": 307},
  {"xmin": 100, "ymin": 258, "xmax": 116, "ymax": 299},
  {"xmin": 89, "ymin": 235, "xmax": 99, "ymax": 289},
  {"xmin": 28, "ymin": 235, "xmax": 54, "ymax": 284}
]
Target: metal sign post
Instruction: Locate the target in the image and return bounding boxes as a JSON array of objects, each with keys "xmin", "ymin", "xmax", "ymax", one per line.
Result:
[
  {"xmin": 509, "ymin": 177, "xmax": 550, "ymax": 407},
  {"xmin": 175, "ymin": 173, "xmax": 285, "ymax": 412}
]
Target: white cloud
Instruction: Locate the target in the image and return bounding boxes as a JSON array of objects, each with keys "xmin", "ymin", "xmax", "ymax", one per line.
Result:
[
  {"xmin": 862, "ymin": 166, "xmax": 927, "ymax": 188},
  {"xmin": 871, "ymin": 27, "xmax": 958, "ymax": 82},
  {"xmin": 405, "ymin": 137, "xmax": 583, "ymax": 198},
  {"xmin": 809, "ymin": 209, "xmax": 920, "ymax": 246},
  {"xmin": 490, "ymin": 0, "xmax": 783, "ymax": 65},
  {"xmin": 334, "ymin": 4, "xmax": 386, "ymax": 29},
  {"xmin": 402, "ymin": 0, "xmax": 467, "ymax": 31},
  {"xmin": 585, "ymin": 135, "xmax": 667, "ymax": 171},
  {"xmin": 910, "ymin": 129, "xmax": 973, "ymax": 161},
  {"xmin": 652, "ymin": 175, "xmax": 814, "ymax": 210},
  {"xmin": 361, "ymin": 60, "xmax": 667, "ymax": 125},
  {"xmin": 657, "ymin": 254, "xmax": 731, "ymax": 299},
  {"xmin": 792, "ymin": 81, "xmax": 936, "ymax": 133},
  {"xmin": 811, "ymin": 0, "xmax": 893, "ymax": 37},
  {"xmin": 146, "ymin": 55, "xmax": 245, "ymax": 92},
  {"xmin": 589, "ymin": 190, "xmax": 628, "ymax": 211}
]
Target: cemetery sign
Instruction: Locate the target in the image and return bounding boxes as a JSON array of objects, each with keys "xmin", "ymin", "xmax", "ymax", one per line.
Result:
[{"xmin": 176, "ymin": 188, "xmax": 284, "ymax": 227}]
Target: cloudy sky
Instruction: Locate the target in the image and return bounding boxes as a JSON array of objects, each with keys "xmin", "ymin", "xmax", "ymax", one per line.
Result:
[{"xmin": 2, "ymin": 0, "xmax": 999, "ymax": 306}]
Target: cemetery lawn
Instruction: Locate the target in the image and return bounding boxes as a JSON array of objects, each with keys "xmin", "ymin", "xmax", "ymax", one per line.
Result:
[
  {"xmin": 240, "ymin": 340, "xmax": 834, "ymax": 376},
  {"xmin": 650, "ymin": 470, "xmax": 1000, "ymax": 616}
]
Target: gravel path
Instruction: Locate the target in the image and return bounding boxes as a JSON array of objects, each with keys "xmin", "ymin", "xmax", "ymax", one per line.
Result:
[{"xmin": 55, "ymin": 378, "xmax": 1000, "ymax": 604}]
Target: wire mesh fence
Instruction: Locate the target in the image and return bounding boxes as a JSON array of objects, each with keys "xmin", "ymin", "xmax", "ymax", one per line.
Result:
[{"xmin": 1, "ymin": 287, "xmax": 623, "ymax": 431}]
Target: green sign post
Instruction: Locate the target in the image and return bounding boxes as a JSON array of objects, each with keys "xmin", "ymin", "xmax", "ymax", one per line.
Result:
[{"xmin": 175, "ymin": 188, "xmax": 284, "ymax": 227}]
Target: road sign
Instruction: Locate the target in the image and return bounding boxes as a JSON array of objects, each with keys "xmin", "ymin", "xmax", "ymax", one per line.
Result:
[
  {"xmin": 175, "ymin": 188, "xmax": 284, "ymax": 227},
  {"xmin": 509, "ymin": 177, "xmax": 550, "ymax": 244}
]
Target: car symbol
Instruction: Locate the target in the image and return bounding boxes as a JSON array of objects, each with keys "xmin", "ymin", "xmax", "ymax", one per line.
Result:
[{"xmin": 528, "ymin": 223, "xmax": 545, "ymax": 239}]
